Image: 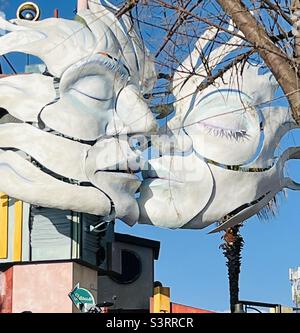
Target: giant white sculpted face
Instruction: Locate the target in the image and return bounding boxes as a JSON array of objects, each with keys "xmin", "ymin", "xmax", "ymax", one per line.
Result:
[
  {"xmin": 0, "ymin": 0, "xmax": 157, "ymax": 226},
  {"xmin": 0, "ymin": 0, "xmax": 299, "ymax": 232},
  {"xmin": 138, "ymin": 29, "xmax": 300, "ymax": 231}
]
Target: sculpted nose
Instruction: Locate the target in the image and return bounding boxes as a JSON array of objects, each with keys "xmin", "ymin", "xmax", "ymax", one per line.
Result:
[{"xmin": 85, "ymin": 137, "xmax": 143, "ymax": 174}]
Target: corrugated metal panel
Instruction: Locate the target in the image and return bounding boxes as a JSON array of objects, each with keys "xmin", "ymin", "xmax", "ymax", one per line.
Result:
[
  {"xmin": 0, "ymin": 201, "xmax": 110, "ymax": 269},
  {"xmin": 30, "ymin": 207, "xmax": 75, "ymax": 261},
  {"xmin": 81, "ymin": 214, "xmax": 103, "ymax": 267}
]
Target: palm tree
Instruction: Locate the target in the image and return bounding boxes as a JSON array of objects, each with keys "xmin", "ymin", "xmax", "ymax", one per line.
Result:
[{"xmin": 220, "ymin": 224, "xmax": 244, "ymax": 313}]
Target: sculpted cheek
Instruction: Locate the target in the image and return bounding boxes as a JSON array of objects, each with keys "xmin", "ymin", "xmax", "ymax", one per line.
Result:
[
  {"xmin": 39, "ymin": 90, "xmax": 114, "ymax": 141},
  {"xmin": 138, "ymin": 154, "xmax": 214, "ymax": 228}
]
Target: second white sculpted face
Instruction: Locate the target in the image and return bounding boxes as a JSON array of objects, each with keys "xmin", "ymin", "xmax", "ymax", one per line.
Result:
[{"xmin": 138, "ymin": 29, "xmax": 300, "ymax": 231}]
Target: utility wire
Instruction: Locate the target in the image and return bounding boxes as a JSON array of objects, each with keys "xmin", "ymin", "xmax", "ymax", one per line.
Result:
[{"xmin": 2, "ymin": 55, "xmax": 17, "ymax": 74}]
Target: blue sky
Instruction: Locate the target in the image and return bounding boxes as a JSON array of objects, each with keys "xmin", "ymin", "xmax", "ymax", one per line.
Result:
[{"xmin": 2, "ymin": 0, "xmax": 300, "ymax": 312}]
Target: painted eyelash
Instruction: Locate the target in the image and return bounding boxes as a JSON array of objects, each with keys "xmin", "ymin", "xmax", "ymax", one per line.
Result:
[
  {"xmin": 198, "ymin": 121, "xmax": 247, "ymax": 141},
  {"xmin": 100, "ymin": 58, "xmax": 129, "ymax": 80}
]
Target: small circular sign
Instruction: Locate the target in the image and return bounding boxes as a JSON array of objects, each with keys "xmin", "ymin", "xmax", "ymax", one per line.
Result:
[{"xmin": 17, "ymin": 2, "xmax": 40, "ymax": 21}]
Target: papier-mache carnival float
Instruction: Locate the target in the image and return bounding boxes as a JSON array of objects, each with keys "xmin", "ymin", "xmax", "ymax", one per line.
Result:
[{"xmin": 0, "ymin": 0, "xmax": 299, "ymax": 313}]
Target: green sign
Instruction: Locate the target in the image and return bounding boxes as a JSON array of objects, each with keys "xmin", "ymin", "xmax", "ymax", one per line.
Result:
[{"xmin": 69, "ymin": 283, "xmax": 95, "ymax": 311}]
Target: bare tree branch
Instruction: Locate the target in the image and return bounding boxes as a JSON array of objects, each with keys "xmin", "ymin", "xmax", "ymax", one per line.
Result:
[
  {"xmin": 155, "ymin": 0, "xmax": 200, "ymax": 58},
  {"xmin": 116, "ymin": 0, "xmax": 140, "ymax": 18},
  {"xmin": 195, "ymin": 49, "xmax": 254, "ymax": 94},
  {"xmin": 217, "ymin": 0, "xmax": 300, "ymax": 122},
  {"xmin": 262, "ymin": 0, "xmax": 293, "ymax": 25}
]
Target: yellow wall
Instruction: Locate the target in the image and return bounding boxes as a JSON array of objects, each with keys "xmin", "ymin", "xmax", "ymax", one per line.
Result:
[
  {"xmin": 0, "ymin": 193, "xmax": 8, "ymax": 259},
  {"xmin": 153, "ymin": 286, "xmax": 171, "ymax": 313},
  {"xmin": 0, "ymin": 194, "xmax": 25, "ymax": 262},
  {"xmin": 13, "ymin": 200, "xmax": 23, "ymax": 262}
]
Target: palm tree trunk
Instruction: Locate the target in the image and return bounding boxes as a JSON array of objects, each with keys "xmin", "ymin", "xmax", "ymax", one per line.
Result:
[{"xmin": 220, "ymin": 224, "xmax": 244, "ymax": 313}]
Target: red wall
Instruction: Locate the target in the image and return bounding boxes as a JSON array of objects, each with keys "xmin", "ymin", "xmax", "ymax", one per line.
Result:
[
  {"xmin": 171, "ymin": 302, "xmax": 215, "ymax": 313},
  {"xmin": 0, "ymin": 267, "xmax": 13, "ymax": 313},
  {"xmin": 150, "ymin": 297, "xmax": 215, "ymax": 313}
]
